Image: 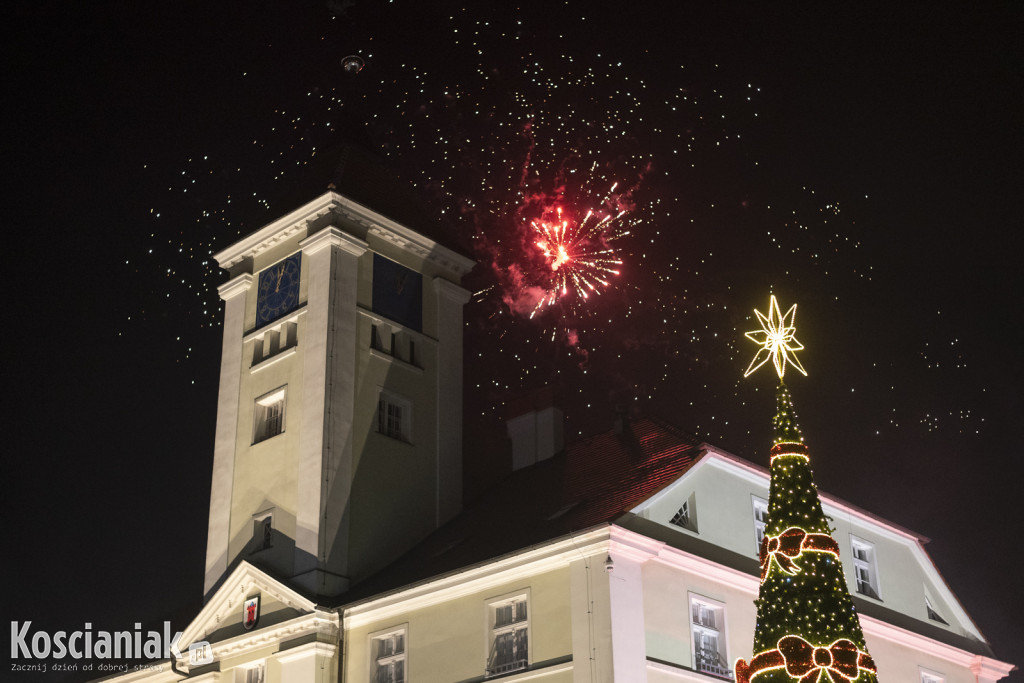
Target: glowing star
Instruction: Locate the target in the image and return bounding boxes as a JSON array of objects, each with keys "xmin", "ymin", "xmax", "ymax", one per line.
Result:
[{"xmin": 744, "ymin": 295, "xmax": 808, "ymax": 379}]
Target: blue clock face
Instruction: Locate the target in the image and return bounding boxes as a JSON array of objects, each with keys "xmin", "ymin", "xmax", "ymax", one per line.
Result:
[{"xmin": 256, "ymin": 253, "xmax": 301, "ymax": 327}]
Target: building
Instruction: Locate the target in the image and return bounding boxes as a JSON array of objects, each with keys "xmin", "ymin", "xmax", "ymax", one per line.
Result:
[{"xmin": 100, "ymin": 190, "xmax": 1014, "ymax": 683}]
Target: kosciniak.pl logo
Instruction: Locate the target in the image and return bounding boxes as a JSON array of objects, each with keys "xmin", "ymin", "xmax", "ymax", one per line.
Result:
[{"xmin": 10, "ymin": 621, "xmax": 186, "ymax": 660}]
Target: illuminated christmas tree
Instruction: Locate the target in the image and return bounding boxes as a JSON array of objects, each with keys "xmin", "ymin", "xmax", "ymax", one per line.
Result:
[{"xmin": 735, "ymin": 296, "xmax": 878, "ymax": 683}]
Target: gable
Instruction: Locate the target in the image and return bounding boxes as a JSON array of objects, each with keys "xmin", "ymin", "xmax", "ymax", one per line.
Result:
[
  {"xmin": 631, "ymin": 448, "xmax": 989, "ymax": 649},
  {"xmin": 179, "ymin": 562, "xmax": 328, "ymax": 664}
]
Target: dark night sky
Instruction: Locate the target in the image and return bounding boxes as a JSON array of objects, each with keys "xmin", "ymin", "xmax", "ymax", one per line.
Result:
[{"xmin": 4, "ymin": 2, "xmax": 1022, "ymax": 681}]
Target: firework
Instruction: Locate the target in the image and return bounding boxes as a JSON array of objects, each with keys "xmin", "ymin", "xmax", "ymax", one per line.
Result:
[{"xmin": 529, "ymin": 193, "xmax": 627, "ymax": 316}]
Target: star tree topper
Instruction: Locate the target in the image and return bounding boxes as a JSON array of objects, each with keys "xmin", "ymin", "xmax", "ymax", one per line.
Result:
[{"xmin": 744, "ymin": 295, "xmax": 808, "ymax": 379}]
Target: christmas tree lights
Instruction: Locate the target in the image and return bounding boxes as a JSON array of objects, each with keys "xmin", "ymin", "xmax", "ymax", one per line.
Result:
[{"xmin": 736, "ymin": 297, "xmax": 878, "ymax": 683}]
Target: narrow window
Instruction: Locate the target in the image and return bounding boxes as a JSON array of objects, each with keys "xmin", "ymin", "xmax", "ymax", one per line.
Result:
[
  {"xmin": 370, "ymin": 324, "xmax": 383, "ymax": 351},
  {"xmin": 486, "ymin": 594, "xmax": 529, "ymax": 677},
  {"xmin": 253, "ymin": 387, "xmax": 286, "ymax": 443},
  {"xmin": 690, "ymin": 595, "xmax": 731, "ymax": 678},
  {"xmin": 920, "ymin": 669, "xmax": 944, "ymax": 683},
  {"xmin": 752, "ymin": 496, "xmax": 769, "ymax": 551},
  {"xmin": 371, "ymin": 628, "xmax": 406, "ymax": 683},
  {"xmin": 851, "ymin": 536, "xmax": 880, "ymax": 599},
  {"xmin": 253, "ymin": 515, "xmax": 272, "ymax": 551}
]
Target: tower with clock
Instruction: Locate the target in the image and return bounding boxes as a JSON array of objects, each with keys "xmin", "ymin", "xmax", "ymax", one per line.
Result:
[{"xmin": 203, "ymin": 190, "xmax": 474, "ymax": 599}]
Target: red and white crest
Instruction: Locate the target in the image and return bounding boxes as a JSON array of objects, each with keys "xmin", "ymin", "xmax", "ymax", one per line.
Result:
[{"xmin": 243, "ymin": 596, "xmax": 260, "ymax": 630}]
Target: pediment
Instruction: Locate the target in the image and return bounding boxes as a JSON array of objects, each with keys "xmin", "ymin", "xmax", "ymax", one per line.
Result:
[{"xmin": 180, "ymin": 561, "xmax": 319, "ymax": 650}]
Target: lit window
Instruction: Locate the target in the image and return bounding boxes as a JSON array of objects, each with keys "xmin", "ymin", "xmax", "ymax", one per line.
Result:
[
  {"xmin": 377, "ymin": 390, "xmax": 412, "ymax": 443},
  {"xmin": 690, "ymin": 595, "xmax": 731, "ymax": 678},
  {"xmin": 851, "ymin": 536, "xmax": 880, "ymax": 599},
  {"xmin": 371, "ymin": 627, "xmax": 406, "ymax": 683},
  {"xmin": 253, "ymin": 387, "xmax": 286, "ymax": 443},
  {"xmin": 920, "ymin": 669, "xmax": 944, "ymax": 683},
  {"xmin": 752, "ymin": 496, "xmax": 769, "ymax": 551},
  {"xmin": 486, "ymin": 593, "xmax": 529, "ymax": 677},
  {"xmin": 925, "ymin": 595, "xmax": 949, "ymax": 625}
]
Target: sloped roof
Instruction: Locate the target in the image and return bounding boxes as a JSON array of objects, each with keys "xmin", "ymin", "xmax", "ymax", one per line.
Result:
[{"xmin": 340, "ymin": 416, "xmax": 703, "ymax": 603}]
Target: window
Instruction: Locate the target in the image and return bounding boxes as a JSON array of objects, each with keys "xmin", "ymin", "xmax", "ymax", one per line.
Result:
[
  {"xmin": 370, "ymin": 324, "xmax": 384, "ymax": 351},
  {"xmin": 253, "ymin": 387, "xmax": 286, "ymax": 443},
  {"xmin": 851, "ymin": 536, "xmax": 880, "ymax": 599},
  {"xmin": 486, "ymin": 593, "xmax": 529, "ymax": 677},
  {"xmin": 920, "ymin": 669, "xmax": 944, "ymax": 683},
  {"xmin": 371, "ymin": 627, "xmax": 406, "ymax": 683},
  {"xmin": 377, "ymin": 390, "xmax": 412, "ymax": 443},
  {"xmin": 925, "ymin": 595, "xmax": 949, "ymax": 625},
  {"xmin": 237, "ymin": 663, "xmax": 264, "ymax": 683},
  {"xmin": 252, "ymin": 514, "xmax": 272, "ymax": 552},
  {"xmin": 690, "ymin": 595, "xmax": 731, "ymax": 678},
  {"xmin": 669, "ymin": 493, "xmax": 697, "ymax": 532},
  {"xmin": 670, "ymin": 502, "xmax": 690, "ymax": 528},
  {"xmin": 752, "ymin": 496, "xmax": 769, "ymax": 551}
]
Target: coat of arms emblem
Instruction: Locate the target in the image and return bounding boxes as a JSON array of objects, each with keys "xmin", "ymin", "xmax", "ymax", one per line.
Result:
[{"xmin": 243, "ymin": 596, "xmax": 260, "ymax": 630}]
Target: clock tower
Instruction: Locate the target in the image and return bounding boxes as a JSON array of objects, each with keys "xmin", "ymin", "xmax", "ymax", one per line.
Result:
[{"xmin": 203, "ymin": 191, "xmax": 474, "ymax": 599}]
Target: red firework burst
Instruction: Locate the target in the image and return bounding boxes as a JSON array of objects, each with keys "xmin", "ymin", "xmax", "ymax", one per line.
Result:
[{"xmin": 529, "ymin": 190, "xmax": 628, "ymax": 316}]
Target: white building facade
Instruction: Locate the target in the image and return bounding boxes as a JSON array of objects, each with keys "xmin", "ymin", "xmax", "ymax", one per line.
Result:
[{"xmin": 100, "ymin": 192, "xmax": 1013, "ymax": 683}]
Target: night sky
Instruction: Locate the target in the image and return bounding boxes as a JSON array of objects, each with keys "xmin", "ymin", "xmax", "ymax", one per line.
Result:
[{"xmin": 5, "ymin": 2, "xmax": 1022, "ymax": 680}]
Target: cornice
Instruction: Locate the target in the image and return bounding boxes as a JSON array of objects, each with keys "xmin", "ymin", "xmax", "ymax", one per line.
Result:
[
  {"xmin": 218, "ymin": 274, "xmax": 253, "ymax": 301},
  {"xmin": 179, "ymin": 612, "xmax": 338, "ymax": 670},
  {"xmin": 214, "ymin": 196, "xmax": 337, "ymax": 268},
  {"xmin": 300, "ymin": 225, "xmax": 367, "ymax": 258},
  {"xmin": 860, "ymin": 613, "xmax": 1014, "ymax": 676},
  {"xmin": 343, "ymin": 527, "xmax": 611, "ymax": 630}
]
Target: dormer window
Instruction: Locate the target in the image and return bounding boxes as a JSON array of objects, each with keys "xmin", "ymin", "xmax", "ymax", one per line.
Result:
[
  {"xmin": 851, "ymin": 536, "xmax": 880, "ymax": 599},
  {"xmin": 925, "ymin": 596, "xmax": 949, "ymax": 625}
]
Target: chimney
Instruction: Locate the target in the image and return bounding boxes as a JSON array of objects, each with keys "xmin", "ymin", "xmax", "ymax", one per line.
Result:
[{"xmin": 506, "ymin": 386, "xmax": 564, "ymax": 471}]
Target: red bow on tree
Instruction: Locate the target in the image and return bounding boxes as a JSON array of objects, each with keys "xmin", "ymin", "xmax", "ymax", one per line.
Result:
[
  {"xmin": 734, "ymin": 636, "xmax": 876, "ymax": 683},
  {"xmin": 759, "ymin": 527, "xmax": 840, "ymax": 581}
]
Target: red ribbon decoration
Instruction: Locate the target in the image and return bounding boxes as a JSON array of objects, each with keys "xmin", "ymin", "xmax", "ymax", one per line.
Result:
[
  {"xmin": 735, "ymin": 636, "xmax": 876, "ymax": 683},
  {"xmin": 760, "ymin": 527, "xmax": 841, "ymax": 581}
]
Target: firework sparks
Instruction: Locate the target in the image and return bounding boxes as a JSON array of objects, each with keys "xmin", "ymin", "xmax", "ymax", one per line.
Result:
[{"xmin": 529, "ymin": 198, "xmax": 627, "ymax": 316}]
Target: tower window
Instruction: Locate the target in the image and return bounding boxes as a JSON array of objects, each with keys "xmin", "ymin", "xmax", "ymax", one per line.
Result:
[
  {"xmin": 377, "ymin": 390, "xmax": 412, "ymax": 443},
  {"xmin": 920, "ymin": 669, "xmax": 945, "ymax": 683},
  {"xmin": 252, "ymin": 513, "xmax": 272, "ymax": 552},
  {"xmin": 851, "ymin": 536, "xmax": 880, "ymax": 599},
  {"xmin": 253, "ymin": 387, "xmax": 286, "ymax": 443},
  {"xmin": 690, "ymin": 595, "xmax": 731, "ymax": 678}
]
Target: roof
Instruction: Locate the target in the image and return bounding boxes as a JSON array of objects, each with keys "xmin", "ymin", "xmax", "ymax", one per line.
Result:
[{"xmin": 338, "ymin": 416, "xmax": 703, "ymax": 603}]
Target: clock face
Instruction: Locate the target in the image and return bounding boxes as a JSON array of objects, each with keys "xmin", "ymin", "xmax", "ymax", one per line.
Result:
[{"xmin": 256, "ymin": 253, "xmax": 301, "ymax": 327}]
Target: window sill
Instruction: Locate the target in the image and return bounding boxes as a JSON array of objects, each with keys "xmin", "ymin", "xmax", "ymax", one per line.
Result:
[
  {"xmin": 369, "ymin": 347, "xmax": 424, "ymax": 375},
  {"xmin": 245, "ymin": 303, "xmax": 307, "ymax": 340},
  {"xmin": 252, "ymin": 345, "xmax": 297, "ymax": 373}
]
